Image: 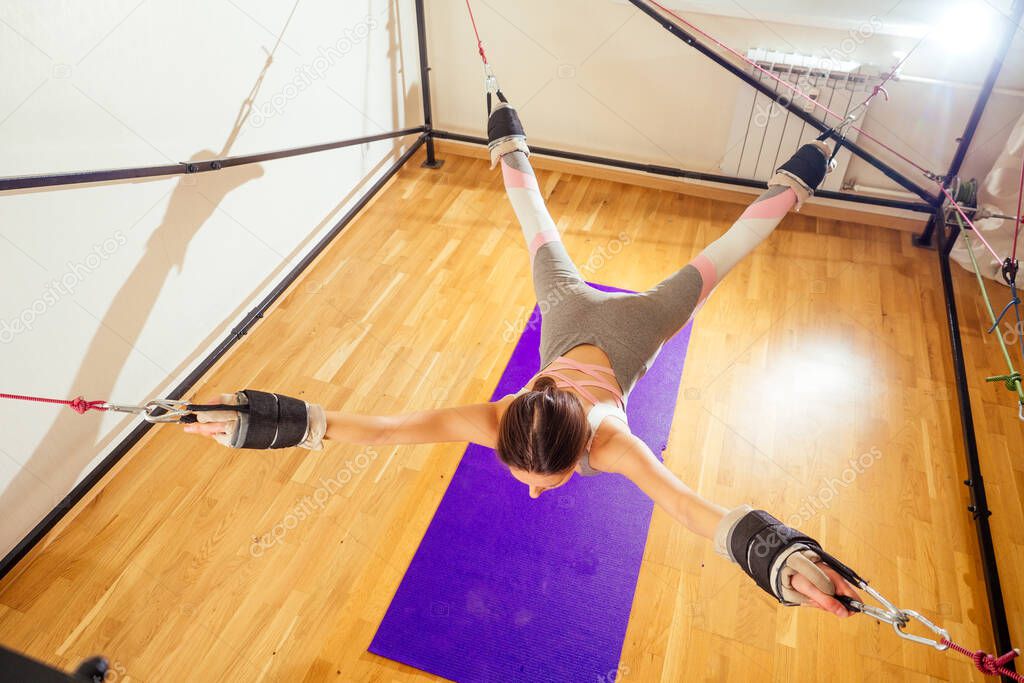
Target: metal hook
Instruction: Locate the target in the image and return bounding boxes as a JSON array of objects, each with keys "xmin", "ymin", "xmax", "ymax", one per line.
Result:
[
  {"xmin": 848, "ymin": 583, "xmax": 950, "ymax": 650},
  {"xmin": 483, "ymin": 63, "xmax": 499, "ymax": 95},
  {"xmin": 142, "ymin": 399, "xmax": 195, "ymax": 423},
  {"xmin": 100, "ymin": 402, "xmax": 150, "ymax": 415},
  {"xmin": 893, "ymin": 610, "xmax": 950, "ymax": 651}
]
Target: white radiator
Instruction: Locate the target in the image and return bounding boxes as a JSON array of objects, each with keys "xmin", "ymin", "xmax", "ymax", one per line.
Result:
[{"xmin": 720, "ymin": 49, "xmax": 880, "ymax": 192}]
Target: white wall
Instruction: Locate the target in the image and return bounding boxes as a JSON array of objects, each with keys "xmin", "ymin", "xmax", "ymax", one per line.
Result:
[
  {"xmin": 426, "ymin": 0, "xmax": 1024, "ymax": 198},
  {"xmin": 0, "ymin": 0, "xmax": 423, "ymax": 559}
]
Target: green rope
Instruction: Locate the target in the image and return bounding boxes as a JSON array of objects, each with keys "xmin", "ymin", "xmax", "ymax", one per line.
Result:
[{"xmin": 957, "ymin": 213, "xmax": 1024, "ymax": 404}]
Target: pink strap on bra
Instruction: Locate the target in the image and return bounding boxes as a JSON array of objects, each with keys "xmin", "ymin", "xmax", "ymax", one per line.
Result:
[{"xmin": 540, "ymin": 357, "xmax": 624, "ymax": 409}]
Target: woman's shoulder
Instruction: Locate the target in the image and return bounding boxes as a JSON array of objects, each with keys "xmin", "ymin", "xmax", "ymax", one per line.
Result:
[{"xmin": 585, "ymin": 412, "xmax": 635, "ymax": 474}]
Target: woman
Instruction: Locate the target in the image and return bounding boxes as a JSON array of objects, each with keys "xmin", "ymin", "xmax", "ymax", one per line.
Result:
[{"xmin": 184, "ymin": 98, "xmax": 861, "ymax": 617}]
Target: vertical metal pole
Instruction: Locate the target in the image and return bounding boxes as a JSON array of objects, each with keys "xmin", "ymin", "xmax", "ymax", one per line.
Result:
[
  {"xmin": 935, "ymin": 209, "xmax": 1016, "ymax": 679},
  {"xmin": 414, "ymin": 0, "xmax": 443, "ymax": 168},
  {"xmin": 914, "ymin": 0, "xmax": 1024, "ymax": 247}
]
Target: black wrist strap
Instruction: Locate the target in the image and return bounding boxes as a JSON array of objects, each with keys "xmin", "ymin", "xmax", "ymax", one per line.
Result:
[
  {"xmin": 729, "ymin": 510, "xmax": 822, "ymax": 600},
  {"xmin": 235, "ymin": 390, "xmax": 308, "ymax": 449}
]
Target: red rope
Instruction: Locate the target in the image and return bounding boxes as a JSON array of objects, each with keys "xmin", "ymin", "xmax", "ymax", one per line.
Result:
[
  {"xmin": 942, "ymin": 639, "xmax": 1024, "ymax": 681},
  {"xmin": 0, "ymin": 392, "xmax": 107, "ymax": 414},
  {"xmin": 464, "ymin": 0, "xmax": 488, "ymax": 64}
]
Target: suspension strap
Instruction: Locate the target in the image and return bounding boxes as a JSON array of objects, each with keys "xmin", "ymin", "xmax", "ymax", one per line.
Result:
[
  {"xmin": 643, "ymin": 0, "xmax": 937, "ymax": 180},
  {"xmin": 464, "ymin": 0, "xmax": 488, "ymax": 64},
  {"xmin": 798, "ymin": 547, "xmax": 1024, "ymax": 678},
  {"xmin": 0, "ymin": 392, "xmax": 248, "ymax": 423},
  {"xmin": 0, "ymin": 392, "xmax": 107, "ymax": 414},
  {"xmin": 815, "ymin": 43, "xmax": 906, "ymax": 154}
]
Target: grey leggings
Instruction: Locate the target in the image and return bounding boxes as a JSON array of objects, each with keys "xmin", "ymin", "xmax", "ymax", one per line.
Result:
[{"xmin": 500, "ymin": 151, "xmax": 796, "ymax": 396}]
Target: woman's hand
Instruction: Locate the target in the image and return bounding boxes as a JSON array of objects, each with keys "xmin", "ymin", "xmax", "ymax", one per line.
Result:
[
  {"xmin": 180, "ymin": 394, "xmax": 239, "ymax": 445},
  {"xmin": 791, "ymin": 562, "xmax": 862, "ymax": 618},
  {"xmin": 182, "ymin": 419, "xmax": 231, "ymax": 439}
]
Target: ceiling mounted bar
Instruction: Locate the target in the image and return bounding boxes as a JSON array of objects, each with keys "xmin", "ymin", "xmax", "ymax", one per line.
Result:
[
  {"xmin": 0, "ymin": 126, "xmax": 427, "ymax": 192},
  {"xmin": 625, "ymin": 0, "xmax": 939, "ymax": 206},
  {"xmin": 433, "ymin": 129, "xmax": 934, "ymax": 214}
]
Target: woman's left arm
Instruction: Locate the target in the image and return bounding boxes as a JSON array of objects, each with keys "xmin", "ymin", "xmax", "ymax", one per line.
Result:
[
  {"xmin": 603, "ymin": 431, "xmax": 726, "ymax": 539},
  {"xmin": 605, "ymin": 432, "xmax": 861, "ymax": 617}
]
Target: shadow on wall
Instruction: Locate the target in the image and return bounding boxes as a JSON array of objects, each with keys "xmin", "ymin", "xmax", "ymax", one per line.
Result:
[{"xmin": 0, "ymin": 0, "xmax": 421, "ymax": 563}]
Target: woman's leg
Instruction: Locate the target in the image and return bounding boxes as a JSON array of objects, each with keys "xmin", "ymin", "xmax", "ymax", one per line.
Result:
[
  {"xmin": 644, "ymin": 140, "xmax": 829, "ymax": 334},
  {"xmin": 642, "ymin": 184, "xmax": 799, "ymax": 338},
  {"xmin": 499, "ymin": 149, "xmax": 585, "ymax": 301}
]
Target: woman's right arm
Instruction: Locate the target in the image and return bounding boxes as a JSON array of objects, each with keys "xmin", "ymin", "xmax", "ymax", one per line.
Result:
[
  {"xmin": 324, "ymin": 402, "xmax": 500, "ymax": 448},
  {"xmin": 183, "ymin": 394, "xmax": 503, "ymax": 449}
]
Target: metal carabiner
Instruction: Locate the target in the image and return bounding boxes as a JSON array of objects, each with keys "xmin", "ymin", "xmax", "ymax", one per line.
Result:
[
  {"xmin": 142, "ymin": 399, "xmax": 195, "ymax": 423},
  {"xmin": 483, "ymin": 63, "xmax": 499, "ymax": 95},
  {"xmin": 843, "ymin": 602, "xmax": 901, "ymax": 626},
  {"xmin": 893, "ymin": 610, "xmax": 950, "ymax": 651},
  {"xmin": 858, "ymin": 583, "xmax": 906, "ymax": 621},
  {"xmin": 100, "ymin": 402, "xmax": 151, "ymax": 416}
]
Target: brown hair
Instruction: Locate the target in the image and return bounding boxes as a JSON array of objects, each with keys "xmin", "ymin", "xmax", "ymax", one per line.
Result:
[{"xmin": 496, "ymin": 375, "xmax": 589, "ymax": 474}]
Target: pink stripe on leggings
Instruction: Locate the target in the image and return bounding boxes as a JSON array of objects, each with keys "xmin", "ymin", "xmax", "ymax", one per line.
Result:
[
  {"xmin": 501, "ymin": 159, "xmax": 540, "ymax": 192},
  {"xmin": 739, "ymin": 188, "xmax": 797, "ymax": 220},
  {"xmin": 690, "ymin": 253, "xmax": 718, "ymax": 302},
  {"xmin": 529, "ymin": 230, "xmax": 560, "ymax": 256}
]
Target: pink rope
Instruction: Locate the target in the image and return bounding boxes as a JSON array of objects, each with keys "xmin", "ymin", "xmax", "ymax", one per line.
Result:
[
  {"xmin": 1013, "ymin": 153, "xmax": 1023, "ymax": 263},
  {"xmin": 464, "ymin": 0, "xmax": 488, "ymax": 64},
  {"xmin": 642, "ymin": 0, "xmax": 1017, "ymax": 264},
  {"xmin": 942, "ymin": 639, "xmax": 1024, "ymax": 681},
  {"xmin": 643, "ymin": 0, "xmax": 935, "ymax": 178},
  {"xmin": 940, "ymin": 184, "xmax": 1003, "ymax": 263},
  {"xmin": 0, "ymin": 392, "xmax": 107, "ymax": 414}
]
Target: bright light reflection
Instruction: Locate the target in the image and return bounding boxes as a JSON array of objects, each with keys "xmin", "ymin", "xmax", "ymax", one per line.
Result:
[{"xmin": 934, "ymin": 2, "xmax": 999, "ymax": 54}]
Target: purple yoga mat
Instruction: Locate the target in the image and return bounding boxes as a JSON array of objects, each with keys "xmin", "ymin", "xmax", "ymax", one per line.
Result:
[{"xmin": 369, "ymin": 283, "xmax": 693, "ymax": 682}]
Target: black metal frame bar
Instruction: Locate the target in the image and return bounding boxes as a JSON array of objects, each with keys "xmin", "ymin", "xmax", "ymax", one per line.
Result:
[
  {"xmin": 415, "ymin": 0, "xmax": 442, "ymax": 169},
  {"xmin": 0, "ymin": 3, "xmax": 1018, "ymax": 676},
  {"xmin": 924, "ymin": 3, "xmax": 1022, "ymax": 677},
  {"xmin": 433, "ymin": 130, "xmax": 933, "ymax": 213},
  {"xmin": 0, "ymin": 127, "xmax": 426, "ymax": 192},
  {"xmin": 914, "ymin": 0, "xmax": 1024, "ymax": 248},
  {"xmin": 0, "ymin": 133, "xmax": 428, "ymax": 579},
  {"xmin": 625, "ymin": 0, "xmax": 940, "ymax": 205},
  {"xmin": 936, "ymin": 205, "xmax": 1016, "ymax": 679}
]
